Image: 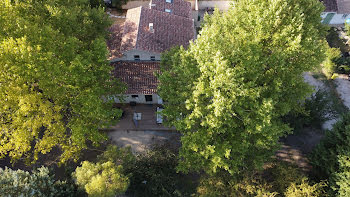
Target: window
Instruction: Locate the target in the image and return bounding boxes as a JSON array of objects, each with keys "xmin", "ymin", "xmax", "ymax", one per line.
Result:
[
  {"xmin": 166, "ymin": 0, "xmax": 172, "ymax": 3},
  {"xmin": 150, "ymin": 56, "xmax": 156, "ymax": 61},
  {"xmin": 131, "ymin": 95, "xmax": 139, "ymax": 98},
  {"xmin": 198, "ymin": 15, "xmax": 201, "ymax": 21},
  {"xmin": 134, "ymin": 55, "xmax": 140, "ymax": 61},
  {"xmin": 165, "ymin": 9, "xmax": 171, "ymax": 13},
  {"xmin": 149, "ymin": 23, "xmax": 154, "ymax": 33},
  {"xmin": 145, "ymin": 95, "xmax": 153, "ymax": 102}
]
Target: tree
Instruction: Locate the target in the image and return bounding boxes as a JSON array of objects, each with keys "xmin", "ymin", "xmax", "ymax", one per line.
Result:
[
  {"xmin": 158, "ymin": 0, "xmax": 327, "ymax": 175},
  {"xmin": 73, "ymin": 161, "xmax": 129, "ymax": 197},
  {"xmin": 0, "ymin": 0, "xmax": 124, "ymax": 164},
  {"xmin": 0, "ymin": 166, "xmax": 77, "ymax": 197}
]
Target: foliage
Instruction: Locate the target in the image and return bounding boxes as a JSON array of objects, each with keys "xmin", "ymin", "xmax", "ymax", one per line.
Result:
[
  {"xmin": 195, "ymin": 172, "xmax": 277, "ymax": 197},
  {"xmin": 283, "ymin": 90, "xmax": 335, "ymax": 131},
  {"xmin": 195, "ymin": 161, "xmax": 325, "ymax": 197},
  {"xmin": 0, "ymin": 166, "xmax": 78, "ymax": 197},
  {"xmin": 310, "ymin": 113, "xmax": 350, "ymax": 196},
  {"xmin": 0, "ymin": 0, "xmax": 124, "ymax": 164},
  {"xmin": 346, "ymin": 23, "xmax": 350, "ymax": 37},
  {"xmin": 73, "ymin": 161, "xmax": 129, "ymax": 197},
  {"xmin": 109, "ymin": 0, "xmax": 128, "ymax": 10},
  {"xmin": 97, "ymin": 144, "xmax": 135, "ymax": 168},
  {"xmin": 158, "ymin": 0, "xmax": 327, "ymax": 175},
  {"xmin": 89, "ymin": 0, "xmax": 105, "ymax": 8},
  {"xmin": 323, "ymin": 45, "xmax": 341, "ymax": 78},
  {"xmin": 125, "ymin": 144, "xmax": 196, "ymax": 197},
  {"xmin": 326, "ymin": 27, "xmax": 348, "ymax": 54},
  {"xmin": 284, "ymin": 178, "xmax": 327, "ymax": 197}
]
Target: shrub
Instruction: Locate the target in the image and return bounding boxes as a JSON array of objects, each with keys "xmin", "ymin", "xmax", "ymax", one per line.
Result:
[
  {"xmin": 73, "ymin": 161, "xmax": 129, "ymax": 197},
  {"xmin": 310, "ymin": 113, "xmax": 350, "ymax": 196},
  {"xmin": 195, "ymin": 172, "xmax": 277, "ymax": 197},
  {"xmin": 97, "ymin": 144, "xmax": 135, "ymax": 168},
  {"xmin": 0, "ymin": 166, "xmax": 77, "ymax": 197},
  {"xmin": 284, "ymin": 178, "xmax": 327, "ymax": 197},
  {"xmin": 125, "ymin": 144, "xmax": 196, "ymax": 197},
  {"xmin": 323, "ymin": 46, "xmax": 341, "ymax": 79},
  {"xmin": 195, "ymin": 161, "xmax": 326, "ymax": 197},
  {"xmin": 284, "ymin": 90, "xmax": 335, "ymax": 132},
  {"xmin": 331, "ymin": 155, "xmax": 350, "ymax": 197}
]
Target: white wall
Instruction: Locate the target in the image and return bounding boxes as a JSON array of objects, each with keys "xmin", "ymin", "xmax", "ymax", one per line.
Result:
[
  {"xmin": 111, "ymin": 94, "xmax": 161, "ymax": 104},
  {"xmin": 124, "ymin": 49, "xmax": 161, "ymax": 61}
]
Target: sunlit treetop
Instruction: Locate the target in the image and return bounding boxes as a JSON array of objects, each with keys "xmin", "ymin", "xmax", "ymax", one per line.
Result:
[{"xmin": 0, "ymin": 0, "xmax": 125, "ymax": 164}]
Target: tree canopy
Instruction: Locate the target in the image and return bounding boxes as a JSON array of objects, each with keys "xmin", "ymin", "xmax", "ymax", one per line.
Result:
[
  {"xmin": 158, "ymin": 0, "xmax": 327, "ymax": 175},
  {"xmin": 0, "ymin": 0, "xmax": 124, "ymax": 164}
]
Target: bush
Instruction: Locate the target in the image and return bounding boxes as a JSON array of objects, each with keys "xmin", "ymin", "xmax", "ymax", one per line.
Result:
[
  {"xmin": 195, "ymin": 172, "xmax": 277, "ymax": 197},
  {"xmin": 284, "ymin": 90, "xmax": 335, "ymax": 132},
  {"xmin": 73, "ymin": 161, "xmax": 129, "ymax": 197},
  {"xmin": 267, "ymin": 161, "xmax": 306, "ymax": 194},
  {"xmin": 195, "ymin": 161, "xmax": 325, "ymax": 197},
  {"xmin": 97, "ymin": 144, "xmax": 135, "ymax": 168},
  {"xmin": 284, "ymin": 178, "xmax": 327, "ymax": 197},
  {"xmin": 125, "ymin": 144, "xmax": 196, "ymax": 197},
  {"xmin": 323, "ymin": 46, "xmax": 341, "ymax": 79},
  {"xmin": 310, "ymin": 113, "xmax": 350, "ymax": 196},
  {"xmin": 0, "ymin": 166, "xmax": 77, "ymax": 197},
  {"xmin": 331, "ymin": 155, "xmax": 350, "ymax": 197}
]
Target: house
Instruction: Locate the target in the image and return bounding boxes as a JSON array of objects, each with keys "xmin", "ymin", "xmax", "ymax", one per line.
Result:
[
  {"xmin": 112, "ymin": 61, "xmax": 161, "ymax": 104},
  {"xmin": 118, "ymin": 0, "xmax": 195, "ymax": 61},
  {"xmin": 320, "ymin": 0, "xmax": 350, "ymax": 25},
  {"xmin": 109, "ymin": 0, "xmax": 194, "ymax": 105}
]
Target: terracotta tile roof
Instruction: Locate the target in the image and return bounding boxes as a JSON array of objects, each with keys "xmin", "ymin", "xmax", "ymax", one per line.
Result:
[
  {"xmin": 112, "ymin": 61, "xmax": 160, "ymax": 94},
  {"xmin": 320, "ymin": 0, "xmax": 338, "ymax": 12},
  {"xmin": 120, "ymin": 7, "xmax": 142, "ymax": 54},
  {"xmin": 120, "ymin": 6, "xmax": 194, "ymax": 54},
  {"xmin": 150, "ymin": 0, "xmax": 192, "ymax": 18},
  {"xmin": 107, "ymin": 21, "xmax": 125, "ymax": 60}
]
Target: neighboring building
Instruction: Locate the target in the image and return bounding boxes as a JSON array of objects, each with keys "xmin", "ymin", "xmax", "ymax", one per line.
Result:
[
  {"xmin": 320, "ymin": 0, "xmax": 350, "ymax": 25},
  {"xmin": 118, "ymin": 0, "xmax": 194, "ymax": 61},
  {"xmin": 112, "ymin": 61, "xmax": 162, "ymax": 104}
]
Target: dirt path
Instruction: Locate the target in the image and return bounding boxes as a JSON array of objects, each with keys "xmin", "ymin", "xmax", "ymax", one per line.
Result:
[
  {"xmin": 334, "ymin": 74, "xmax": 350, "ymax": 109},
  {"xmin": 303, "ymin": 72, "xmax": 339, "ymax": 130},
  {"xmin": 275, "ymin": 73, "xmax": 339, "ymax": 171},
  {"xmin": 107, "ymin": 130, "xmax": 180, "ymax": 153}
]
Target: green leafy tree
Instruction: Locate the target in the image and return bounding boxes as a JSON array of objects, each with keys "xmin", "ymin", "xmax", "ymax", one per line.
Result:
[
  {"xmin": 158, "ymin": 0, "xmax": 327, "ymax": 175},
  {"xmin": 0, "ymin": 0, "xmax": 124, "ymax": 163},
  {"xmin": 73, "ymin": 161, "xmax": 129, "ymax": 197},
  {"xmin": 0, "ymin": 166, "xmax": 78, "ymax": 197}
]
